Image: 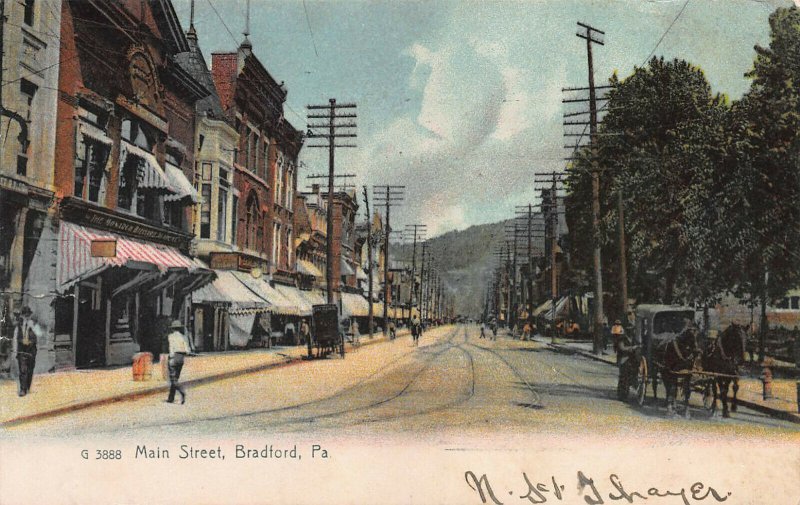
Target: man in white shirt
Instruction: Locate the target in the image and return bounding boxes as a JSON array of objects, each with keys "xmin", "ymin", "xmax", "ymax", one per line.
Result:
[{"xmin": 166, "ymin": 320, "xmax": 190, "ymax": 404}]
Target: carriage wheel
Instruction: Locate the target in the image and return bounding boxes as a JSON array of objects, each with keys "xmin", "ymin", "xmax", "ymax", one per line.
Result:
[{"xmin": 635, "ymin": 357, "xmax": 648, "ymax": 406}]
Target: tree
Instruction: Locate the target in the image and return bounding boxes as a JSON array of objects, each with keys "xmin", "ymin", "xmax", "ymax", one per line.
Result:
[
  {"xmin": 725, "ymin": 7, "xmax": 800, "ymax": 359},
  {"xmin": 565, "ymin": 57, "xmax": 730, "ymax": 312}
]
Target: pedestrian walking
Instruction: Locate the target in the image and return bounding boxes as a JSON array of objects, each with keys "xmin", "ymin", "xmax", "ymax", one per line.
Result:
[
  {"xmin": 300, "ymin": 319, "xmax": 311, "ymax": 345},
  {"xmin": 480, "ymin": 322, "xmax": 487, "ymax": 339},
  {"xmin": 14, "ymin": 306, "xmax": 40, "ymax": 397},
  {"xmin": 388, "ymin": 320, "xmax": 396, "ymax": 340},
  {"xmin": 491, "ymin": 321, "xmax": 497, "ymax": 341},
  {"xmin": 522, "ymin": 321, "xmax": 532, "ymax": 341},
  {"xmin": 350, "ymin": 320, "xmax": 360, "ymax": 345},
  {"xmin": 166, "ymin": 320, "xmax": 191, "ymax": 404},
  {"xmin": 411, "ymin": 315, "xmax": 420, "ymax": 345}
]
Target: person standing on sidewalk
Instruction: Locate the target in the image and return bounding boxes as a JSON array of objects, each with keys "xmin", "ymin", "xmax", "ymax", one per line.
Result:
[
  {"xmin": 166, "ymin": 320, "xmax": 191, "ymax": 404},
  {"xmin": 300, "ymin": 319, "xmax": 311, "ymax": 346},
  {"xmin": 611, "ymin": 320, "xmax": 625, "ymax": 353},
  {"xmin": 14, "ymin": 307, "xmax": 41, "ymax": 397}
]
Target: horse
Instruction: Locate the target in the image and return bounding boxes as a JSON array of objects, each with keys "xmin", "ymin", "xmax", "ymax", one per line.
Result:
[
  {"xmin": 651, "ymin": 328, "xmax": 699, "ymax": 418},
  {"xmin": 702, "ymin": 323, "xmax": 746, "ymax": 418}
]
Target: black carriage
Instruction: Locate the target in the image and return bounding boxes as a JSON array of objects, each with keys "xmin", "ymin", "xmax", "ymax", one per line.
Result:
[
  {"xmin": 623, "ymin": 304, "xmax": 701, "ymax": 406},
  {"xmin": 311, "ymin": 304, "xmax": 345, "ymax": 358}
]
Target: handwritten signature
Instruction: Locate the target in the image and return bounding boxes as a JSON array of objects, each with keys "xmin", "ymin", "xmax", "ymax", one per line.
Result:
[{"xmin": 465, "ymin": 471, "xmax": 731, "ymax": 505}]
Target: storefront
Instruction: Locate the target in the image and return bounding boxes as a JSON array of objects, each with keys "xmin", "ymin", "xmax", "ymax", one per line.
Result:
[
  {"xmin": 191, "ymin": 270, "xmax": 270, "ymax": 350},
  {"xmin": 54, "ymin": 200, "xmax": 212, "ymax": 367}
]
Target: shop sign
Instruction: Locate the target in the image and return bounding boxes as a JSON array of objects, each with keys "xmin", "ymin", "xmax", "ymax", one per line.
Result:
[
  {"xmin": 61, "ymin": 197, "xmax": 191, "ymax": 250},
  {"xmin": 91, "ymin": 239, "xmax": 117, "ymax": 258}
]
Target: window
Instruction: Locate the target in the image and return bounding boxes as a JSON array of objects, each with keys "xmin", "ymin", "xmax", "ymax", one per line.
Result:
[
  {"xmin": 272, "ymin": 222, "xmax": 279, "ymax": 267},
  {"xmin": 246, "ymin": 194, "xmax": 259, "ymax": 250},
  {"xmin": 74, "ymin": 136, "xmax": 110, "ymax": 203},
  {"xmin": 200, "ymin": 184, "xmax": 211, "ymax": 239},
  {"xmin": 121, "ymin": 118, "xmax": 153, "ymax": 150},
  {"xmin": 117, "ymin": 156, "xmax": 140, "ymax": 211},
  {"xmin": 23, "ymin": 0, "xmax": 35, "ymax": 26},
  {"xmin": 217, "ymin": 167, "xmax": 229, "ymax": 242},
  {"xmin": 231, "ymin": 195, "xmax": 238, "ymax": 245},
  {"xmin": 262, "ymin": 139, "xmax": 269, "ymax": 179},
  {"xmin": 217, "ymin": 187, "xmax": 228, "ymax": 242},
  {"xmin": 17, "ymin": 80, "xmax": 37, "ymax": 176}
]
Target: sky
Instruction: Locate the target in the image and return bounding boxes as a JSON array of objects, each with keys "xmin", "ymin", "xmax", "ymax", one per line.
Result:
[{"xmin": 173, "ymin": 0, "xmax": 795, "ymax": 238}]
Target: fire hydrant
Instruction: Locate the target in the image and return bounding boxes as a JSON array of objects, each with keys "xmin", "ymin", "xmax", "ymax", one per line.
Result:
[{"xmin": 760, "ymin": 359, "xmax": 774, "ymax": 400}]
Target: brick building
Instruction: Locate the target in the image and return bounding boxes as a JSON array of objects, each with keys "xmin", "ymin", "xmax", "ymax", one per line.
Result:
[
  {"xmin": 49, "ymin": 0, "xmax": 211, "ymax": 369},
  {"xmin": 210, "ymin": 38, "xmax": 303, "ymax": 283}
]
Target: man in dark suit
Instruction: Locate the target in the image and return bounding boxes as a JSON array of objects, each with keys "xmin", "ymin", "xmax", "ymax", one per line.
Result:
[{"xmin": 15, "ymin": 306, "xmax": 39, "ymax": 397}]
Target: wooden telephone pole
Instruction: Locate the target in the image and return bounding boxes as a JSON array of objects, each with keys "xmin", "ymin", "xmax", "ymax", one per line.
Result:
[
  {"xmin": 374, "ymin": 185, "xmax": 405, "ymax": 334},
  {"xmin": 307, "ymin": 99, "xmax": 357, "ymax": 303}
]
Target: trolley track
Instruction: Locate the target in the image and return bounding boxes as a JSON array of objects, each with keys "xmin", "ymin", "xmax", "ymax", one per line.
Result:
[{"xmin": 80, "ymin": 326, "xmax": 466, "ymax": 434}]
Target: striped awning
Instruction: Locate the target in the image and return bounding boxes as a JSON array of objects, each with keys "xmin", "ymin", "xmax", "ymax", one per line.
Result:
[
  {"xmin": 57, "ymin": 221, "xmax": 198, "ymax": 292},
  {"xmin": 164, "ymin": 163, "xmax": 199, "ymax": 203},
  {"xmin": 119, "ymin": 141, "xmax": 173, "ymax": 192}
]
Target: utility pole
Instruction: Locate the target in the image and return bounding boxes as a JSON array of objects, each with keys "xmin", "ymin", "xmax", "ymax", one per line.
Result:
[
  {"xmin": 419, "ymin": 243, "xmax": 427, "ymax": 322},
  {"xmin": 374, "ymin": 185, "xmax": 405, "ymax": 334},
  {"xmin": 404, "ymin": 224, "xmax": 427, "ymax": 322},
  {"xmin": 307, "ymin": 99, "xmax": 357, "ymax": 304},
  {"xmin": 362, "ymin": 186, "xmax": 374, "ymax": 337},
  {"xmin": 577, "ymin": 22, "xmax": 606, "ymax": 354}
]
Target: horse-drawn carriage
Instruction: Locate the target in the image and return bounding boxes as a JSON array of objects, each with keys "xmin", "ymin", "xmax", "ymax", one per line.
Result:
[
  {"xmin": 311, "ymin": 304, "xmax": 345, "ymax": 358},
  {"xmin": 620, "ymin": 305, "xmax": 746, "ymax": 418}
]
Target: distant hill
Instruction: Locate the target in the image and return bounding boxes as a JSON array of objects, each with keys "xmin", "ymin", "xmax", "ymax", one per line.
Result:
[{"xmin": 393, "ymin": 219, "xmax": 514, "ymax": 317}]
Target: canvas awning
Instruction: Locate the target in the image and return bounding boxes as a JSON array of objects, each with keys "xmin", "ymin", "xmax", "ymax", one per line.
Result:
[
  {"xmin": 57, "ymin": 221, "xmax": 199, "ymax": 292},
  {"xmin": 272, "ymin": 283, "xmax": 312, "ymax": 316},
  {"xmin": 78, "ymin": 121, "xmax": 112, "ymax": 145},
  {"xmin": 340, "ymin": 257, "xmax": 355, "ymax": 276},
  {"xmin": 229, "ymin": 271, "xmax": 298, "ymax": 315},
  {"xmin": 297, "ymin": 259, "xmax": 323, "ymax": 278},
  {"xmin": 192, "ymin": 270, "xmax": 269, "ymax": 315},
  {"xmin": 119, "ymin": 141, "xmax": 174, "ymax": 192},
  {"xmin": 341, "ymin": 292, "xmax": 371, "ymax": 317},
  {"xmin": 535, "ymin": 297, "xmax": 570, "ymax": 321},
  {"xmin": 164, "ymin": 163, "xmax": 199, "ymax": 203}
]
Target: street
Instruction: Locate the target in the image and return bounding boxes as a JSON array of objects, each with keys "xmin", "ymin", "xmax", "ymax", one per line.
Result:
[{"xmin": 8, "ymin": 325, "xmax": 798, "ymax": 439}]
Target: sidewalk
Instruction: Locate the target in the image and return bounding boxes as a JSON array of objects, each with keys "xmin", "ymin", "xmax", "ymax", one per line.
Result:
[
  {"xmin": 0, "ymin": 330, "xmax": 408, "ymax": 428},
  {"xmin": 530, "ymin": 333, "xmax": 800, "ymax": 424}
]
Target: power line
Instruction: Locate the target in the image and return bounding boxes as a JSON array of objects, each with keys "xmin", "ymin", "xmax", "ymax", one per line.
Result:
[
  {"xmin": 302, "ymin": 0, "xmax": 319, "ymax": 58},
  {"xmin": 642, "ymin": 0, "xmax": 692, "ymax": 65}
]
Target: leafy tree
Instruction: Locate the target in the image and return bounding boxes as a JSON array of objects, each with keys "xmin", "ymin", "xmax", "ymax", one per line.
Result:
[
  {"xmin": 565, "ymin": 57, "xmax": 730, "ymax": 312},
  {"xmin": 723, "ymin": 7, "xmax": 800, "ymax": 357}
]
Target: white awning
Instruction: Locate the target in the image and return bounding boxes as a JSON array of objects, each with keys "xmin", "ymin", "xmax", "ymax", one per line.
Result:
[
  {"xmin": 229, "ymin": 271, "xmax": 298, "ymax": 316},
  {"xmin": 164, "ymin": 163, "xmax": 199, "ymax": 203},
  {"xmin": 297, "ymin": 259, "xmax": 323, "ymax": 278},
  {"xmin": 340, "ymin": 257, "xmax": 355, "ymax": 276},
  {"xmin": 341, "ymin": 292, "xmax": 371, "ymax": 317},
  {"xmin": 273, "ymin": 283, "xmax": 313, "ymax": 316},
  {"xmin": 78, "ymin": 121, "xmax": 112, "ymax": 145},
  {"xmin": 119, "ymin": 141, "xmax": 173, "ymax": 192},
  {"xmin": 356, "ymin": 267, "xmax": 368, "ymax": 281},
  {"xmin": 192, "ymin": 270, "xmax": 269, "ymax": 315}
]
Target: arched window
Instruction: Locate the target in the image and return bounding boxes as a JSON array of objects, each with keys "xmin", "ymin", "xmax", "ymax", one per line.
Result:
[{"xmin": 245, "ymin": 192, "xmax": 259, "ymax": 251}]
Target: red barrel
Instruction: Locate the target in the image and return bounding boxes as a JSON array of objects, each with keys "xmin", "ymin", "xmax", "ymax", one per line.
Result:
[{"xmin": 132, "ymin": 352, "xmax": 153, "ymax": 381}]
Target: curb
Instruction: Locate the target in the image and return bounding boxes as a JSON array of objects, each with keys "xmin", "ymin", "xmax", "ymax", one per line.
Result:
[
  {"xmin": 541, "ymin": 340, "xmax": 800, "ymax": 425},
  {"xmin": 1, "ymin": 331, "xmax": 408, "ymax": 429}
]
